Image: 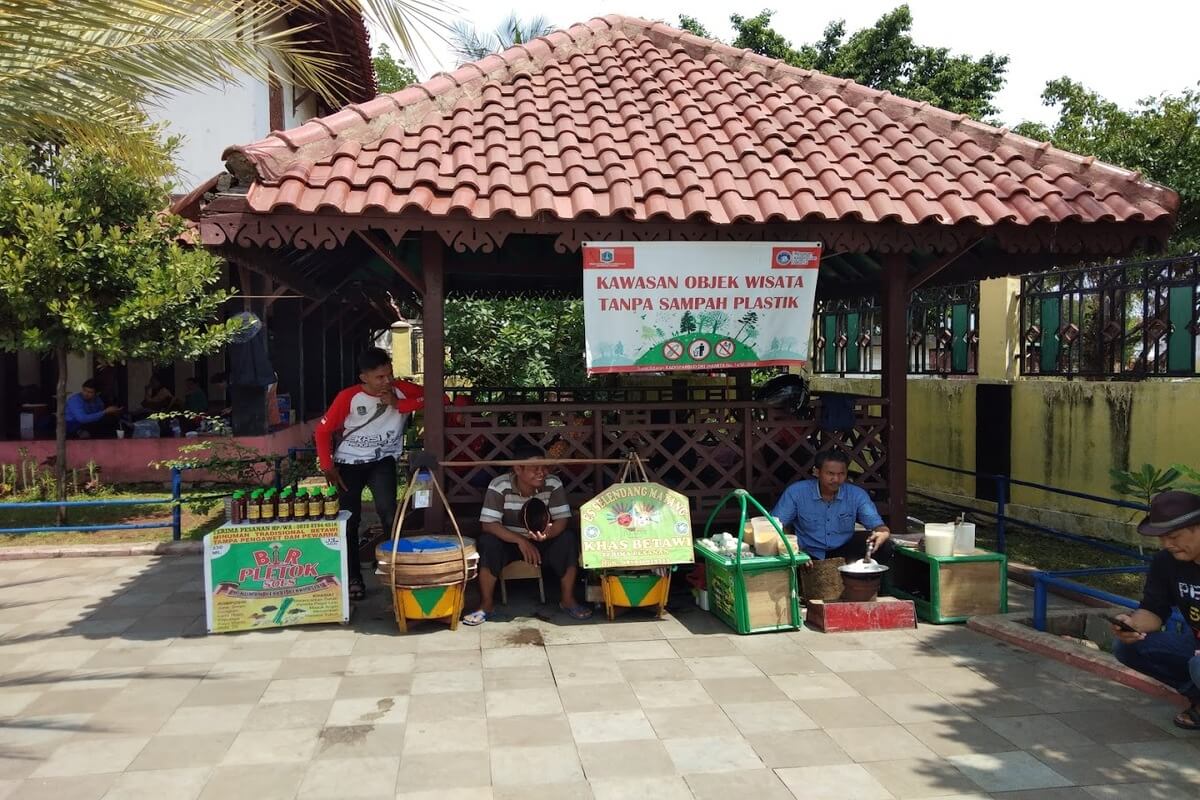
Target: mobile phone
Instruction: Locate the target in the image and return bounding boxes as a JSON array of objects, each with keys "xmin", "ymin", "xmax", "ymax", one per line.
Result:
[{"xmin": 1101, "ymin": 613, "xmax": 1138, "ymax": 633}]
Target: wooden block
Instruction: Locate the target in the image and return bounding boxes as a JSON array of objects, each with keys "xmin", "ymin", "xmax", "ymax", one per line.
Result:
[
  {"xmin": 937, "ymin": 561, "xmax": 1003, "ymax": 618},
  {"xmin": 806, "ymin": 597, "xmax": 917, "ymax": 633},
  {"xmin": 744, "ymin": 570, "xmax": 793, "ymax": 629}
]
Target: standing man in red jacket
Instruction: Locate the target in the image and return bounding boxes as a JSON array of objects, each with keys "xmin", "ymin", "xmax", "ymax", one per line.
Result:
[{"xmin": 315, "ymin": 347, "xmax": 425, "ymax": 602}]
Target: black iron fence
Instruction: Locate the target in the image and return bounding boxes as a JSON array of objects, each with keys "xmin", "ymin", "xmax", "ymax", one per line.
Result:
[
  {"xmin": 1019, "ymin": 254, "xmax": 1200, "ymax": 378},
  {"xmin": 811, "ymin": 282, "xmax": 979, "ymax": 376}
]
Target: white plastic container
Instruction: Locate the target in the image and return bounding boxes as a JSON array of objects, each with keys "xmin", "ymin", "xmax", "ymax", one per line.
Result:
[
  {"xmin": 954, "ymin": 522, "xmax": 976, "ymax": 554},
  {"xmin": 924, "ymin": 523, "xmax": 956, "ymax": 557}
]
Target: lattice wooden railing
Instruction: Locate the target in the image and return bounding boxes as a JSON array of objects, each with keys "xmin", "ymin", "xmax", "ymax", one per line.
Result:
[{"xmin": 443, "ymin": 397, "xmax": 890, "ymax": 526}]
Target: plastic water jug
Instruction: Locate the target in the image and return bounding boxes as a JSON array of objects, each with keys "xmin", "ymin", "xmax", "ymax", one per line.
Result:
[
  {"xmin": 924, "ymin": 523, "xmax": 956, "ymax": 557},
  {"xmin": 954, "ymin": 522, "xmax": 976, "ymax": 554}
]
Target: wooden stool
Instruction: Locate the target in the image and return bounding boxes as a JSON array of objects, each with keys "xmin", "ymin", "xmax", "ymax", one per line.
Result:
[{"xmin": 500, "ymin": 560, "xmax": 544, "ymax": 604}]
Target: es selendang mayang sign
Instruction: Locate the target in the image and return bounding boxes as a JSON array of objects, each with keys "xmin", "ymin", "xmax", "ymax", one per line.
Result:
[{"xmin": 579, "ymin": 482, "xmax": 695, "ymax": 569}]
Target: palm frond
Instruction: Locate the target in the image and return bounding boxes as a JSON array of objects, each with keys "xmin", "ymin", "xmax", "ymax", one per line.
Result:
[
  {"xmin": 0, "ymin": 1, "xmax": 450, "ymax": 165},
  {"xmin": 449, "ymin": 19, "xmax": 497, "ymax": 64}
]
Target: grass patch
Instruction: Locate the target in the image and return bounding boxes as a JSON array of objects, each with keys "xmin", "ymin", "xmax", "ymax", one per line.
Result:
[
  {"xmin": 909, "ymin": 496, "xmax": 1150, "ymax": 600},
  {"xmin": 0, "ymin": 497, "xmax": 223, "ymax": 545}
]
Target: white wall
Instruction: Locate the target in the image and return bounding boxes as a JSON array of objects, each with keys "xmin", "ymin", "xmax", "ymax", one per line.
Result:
[{"xmin": 146, "ymin": 75, "xmax": 269, "ymax": 191}]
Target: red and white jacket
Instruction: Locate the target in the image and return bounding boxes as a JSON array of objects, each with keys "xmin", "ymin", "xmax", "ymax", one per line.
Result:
[{"xmin": 315, "ymin": 380, "xmax": 425, "ymax": 471}]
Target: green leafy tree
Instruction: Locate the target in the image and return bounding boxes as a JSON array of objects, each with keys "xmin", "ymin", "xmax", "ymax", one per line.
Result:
[
  {"xmin": 0, "ymin": 1, "xmax": 441, "ymax": 169},
  {"xmin": 1014, "ymin": 79, "xmax": 1200, "ymax": 253},
  {"xmin": 372, "ymin": 42, "xmax": 417, "ymax": 93},
  {"xmin": 679, "ymin": 310, "xmax": 698, "ymax": 333},
  {"xmin": 684, "ymin": 6, "xmax": 1008, "ymax": 119},
  {"xmin": 0, "ymin": 139, "xmax": 240, "ymax": 517},
  {"xmin": 444, "ymin": 296, "xmax": 587, "ymax": 386},
  {"xmin": 678, "ymin": 16, "xmax": 714, "ymax": 39},
  {"xmin": 449, "ymin": 13, "xmax": 553, "ymax": 64}
]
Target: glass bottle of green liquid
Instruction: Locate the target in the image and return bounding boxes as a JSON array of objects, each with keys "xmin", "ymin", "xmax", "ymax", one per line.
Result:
[
  {"xmin": 280, "ymin": 487, "xmax": 294, "ymax": 522},
  {"xmin": 294, "ymin": 488, "xmax": 309, "ymax": 520},
  {"xmin": 230, "ymin": 490, "xmax": 246, "ymax": 524},
  {"xmin": 324, "ymin": 486, "xmax": 339, "ymax": 520},
  {"xmin": 308, "ymin": 486, "xmax": 324, "ymax": 520},
  {"xmin": 247, "ymin": 489, "xmax": 263, "ymax": 523}
]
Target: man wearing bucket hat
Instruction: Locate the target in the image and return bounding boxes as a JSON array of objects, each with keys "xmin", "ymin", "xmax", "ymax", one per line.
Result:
[{"xmin": 1111, "ymin": 490, "xmax": 1200, "ymax": 730}]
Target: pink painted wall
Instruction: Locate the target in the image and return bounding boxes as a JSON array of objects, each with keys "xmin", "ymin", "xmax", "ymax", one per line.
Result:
[{"xmin": 0, "ymin": 422, "xmax": 316, "ymax": 484}]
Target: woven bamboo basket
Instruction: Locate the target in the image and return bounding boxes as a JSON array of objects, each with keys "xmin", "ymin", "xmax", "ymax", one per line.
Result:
[{"xmin": 799, "ymin": 557, "xmax": 846, "ymax": 602}]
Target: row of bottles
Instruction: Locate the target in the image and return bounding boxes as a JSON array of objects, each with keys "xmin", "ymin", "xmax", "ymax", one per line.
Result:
[{"xmin": 229, "ymin": 486, "xmax": 340, "ymax": 524}]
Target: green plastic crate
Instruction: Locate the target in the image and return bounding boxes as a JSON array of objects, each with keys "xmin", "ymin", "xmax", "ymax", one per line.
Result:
[{"xmin": 696, "ymin": 490, "xmax": 809, "ymax": 634}]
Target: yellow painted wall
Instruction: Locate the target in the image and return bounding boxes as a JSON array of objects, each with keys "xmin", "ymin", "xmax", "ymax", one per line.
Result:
[
  {"xmin": 390, "ymin": 325, "xmax": 422, "ymax": 379},
  {"xmin": 811, "ymin": 374, "xmax": 1200, "ymax": 542},
  {"xmin": 1010, "ymin": 380, "xmax": 1200, "ymax": 533}
]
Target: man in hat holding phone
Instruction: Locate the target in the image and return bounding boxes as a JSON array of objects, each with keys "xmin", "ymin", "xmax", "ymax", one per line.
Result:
[{"xmin": 1111, "ymin": 490, "xmax": 1200, "ymax": 730}]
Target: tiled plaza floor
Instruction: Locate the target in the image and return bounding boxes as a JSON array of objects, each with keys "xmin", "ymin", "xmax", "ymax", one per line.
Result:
[{"xmin": 0, "ymin": 554, "xmax": 1197, "ymax": 799}]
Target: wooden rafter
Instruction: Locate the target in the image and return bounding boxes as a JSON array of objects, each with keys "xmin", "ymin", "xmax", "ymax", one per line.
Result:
[
  {"xmin": 907, "ymin": 239, "xmax": 984, "ymax": 293},
  {"xmin": 221, "ymin": 247, "xmax": 324, "ymax": 302},
  {"xmin": 357, "ymin": 230, "xmax": 426, "ymax": 297}
]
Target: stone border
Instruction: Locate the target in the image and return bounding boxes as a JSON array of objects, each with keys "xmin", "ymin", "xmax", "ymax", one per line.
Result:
[
  {"xmin": 968, "ymin": 610, "xmax": 1186, "ymax": 707},
  {"xmin": 0, "ymin": 541, "xmax": 202, "ymax": 561}
]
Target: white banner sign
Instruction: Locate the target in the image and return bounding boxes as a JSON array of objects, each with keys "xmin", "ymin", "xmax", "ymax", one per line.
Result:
[{"xmin": 582, "ymin": 242, "xmax": 822, "ymax": 375}]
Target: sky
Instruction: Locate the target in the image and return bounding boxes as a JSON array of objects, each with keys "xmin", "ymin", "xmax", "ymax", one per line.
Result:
[{"xmin": 377, "ymin": 0, "xmax": 1199, "ymax": 127}]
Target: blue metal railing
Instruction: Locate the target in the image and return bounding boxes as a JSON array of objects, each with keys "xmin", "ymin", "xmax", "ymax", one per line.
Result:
[
  {"xmin": 0, "ymin": 470, "xmax": 185, "ymax": 537},
  {"xmin": 907, "ymin": 458, "xmax": 1152, "ymax": 630},
  {"xmin": 0, "ymin": 452, "xmax": 314, "ymax": 540}
]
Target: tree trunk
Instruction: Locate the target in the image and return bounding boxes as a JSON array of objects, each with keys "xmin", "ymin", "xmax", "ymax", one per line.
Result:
[{"xmin": 55, "ymin": 343, "xmax": 68, "ymax": 526}]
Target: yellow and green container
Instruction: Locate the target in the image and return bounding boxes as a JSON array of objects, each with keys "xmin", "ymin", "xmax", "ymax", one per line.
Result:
[
  {"xmin": 696, "ymin": 489, "xmax": 809, "ymax": 634},
  {"xmin": 393, "ymin": 582, "xmax": 467, "ymax": 632},
  {"xmin": 601, "ymin": 571, "xmax": 671, "ymax": 620}
]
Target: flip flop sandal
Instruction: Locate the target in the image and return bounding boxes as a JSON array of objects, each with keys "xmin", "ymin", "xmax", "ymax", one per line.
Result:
[
  {"xmin": 462, "ymin": 609, "xmax": 510, "ymax": 626},
  {"xmin": 1173, "ymin": 704, "xmax": 1200, "ymax": 730},
  {"xmin": 559, "ymin": 604, "xmax": 593, "ymax": 621},
  {"xmin": 348, "ymin": 578, "xmax": 365, "ymax": 602}
]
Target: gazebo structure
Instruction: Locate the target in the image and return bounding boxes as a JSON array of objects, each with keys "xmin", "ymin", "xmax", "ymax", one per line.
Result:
[{"xmin": 195, "ymin": 16, "xmax": 1178, "ymax": 532}]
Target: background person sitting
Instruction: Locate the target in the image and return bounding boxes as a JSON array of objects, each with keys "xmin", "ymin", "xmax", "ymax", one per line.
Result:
[
  {"xmin": 65, "ymin": 379, "xmax": 123, "ymax": 439},
  {"xmin": 183, "ymin": 377, "xmax": 208, "ymax": 414},
  {"xmin": 139, "ymin": 375, "xmax": 174, "ymax": 413}
]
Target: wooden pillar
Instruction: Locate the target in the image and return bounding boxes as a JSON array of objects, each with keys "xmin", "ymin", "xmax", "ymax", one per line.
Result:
[
  {"xmin": 421, "ymin": 233, "xmax": 446, "ymax": 533},
  {"xmin": 881, "ymin": 254, "xmax": 909, "ymax": 532}
]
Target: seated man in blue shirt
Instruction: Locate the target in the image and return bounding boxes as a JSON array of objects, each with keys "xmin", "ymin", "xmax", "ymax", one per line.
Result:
[
  {"xmin": 771, "ymin": 450, "xmax": 893, "ymax": 565},
  {"xmin": 65, "ymin": 379, "xmax": 123, "ymax": 439}
]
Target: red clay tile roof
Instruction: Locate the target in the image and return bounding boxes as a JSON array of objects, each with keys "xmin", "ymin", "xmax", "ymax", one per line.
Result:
[{"xmin": 221, "ymin": 15, "xmax": 1177, "ymax": 230}]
